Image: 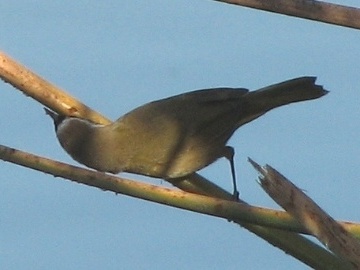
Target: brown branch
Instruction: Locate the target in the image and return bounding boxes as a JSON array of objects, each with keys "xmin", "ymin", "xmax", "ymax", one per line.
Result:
[
  {"xmin": 0, "ymin": 51, "xmax": 111, "ymax": 125},
  {"xmin": 1, "ymin": 143, "xmax": 360, "ymax": 237},
  {"xmin": 215, "ymin": 0, "xmax": 360, "ymax": 30},
  {"xmin": 0, "ymin": 144, "xmax": 306, "ymax": 231},
  {"xmin": 0, "ymin": 144, "xmax": 352, "ymax": 269},
  {"xmin": 250, "ymin": 158, "xmax": 360, "ymax": 269}
]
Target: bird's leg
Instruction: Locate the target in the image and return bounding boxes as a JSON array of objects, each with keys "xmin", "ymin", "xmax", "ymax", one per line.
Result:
[{"xmin": 224, "ymin": 146, "xmax": 239, "ymax": 200}]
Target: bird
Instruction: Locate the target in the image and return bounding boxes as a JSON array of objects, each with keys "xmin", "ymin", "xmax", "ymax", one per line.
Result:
[{"xmin": 45, "ymin": 76, "xmax": 327, "ymax": 199}]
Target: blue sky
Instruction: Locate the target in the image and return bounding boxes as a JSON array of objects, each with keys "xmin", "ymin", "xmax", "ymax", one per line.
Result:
[{"xmin": 1, "ymin": 1, "xmax": 360, "ymax": 269}]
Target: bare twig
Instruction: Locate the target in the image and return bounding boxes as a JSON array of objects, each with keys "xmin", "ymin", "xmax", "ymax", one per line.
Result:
[
  {"xmin": 250, "ymin": 158, "xmax": 360, "ymax": 269},
  {"xmin": 0, "ymin": 51, "xmax": 110, "ymax": 125},
  {"xmin": 215, "ymin": 0, "xmax": 360, "ymax": 30},
  {"xmin": 1, "ymin": 144, "xmax": 360, "ymax": 237},
  {"xmin": 0, "ymin": 144, "xmax": 351, "ymax": 269},
  {"xmin": 0, "ymin": 144, "xmax": 305, "ymax": 230}
]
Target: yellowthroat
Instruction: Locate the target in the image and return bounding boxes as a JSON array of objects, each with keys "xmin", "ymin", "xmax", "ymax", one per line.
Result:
[{"xmin": 45, "ymin": 77, "xmax": 327, "ymax": 198}]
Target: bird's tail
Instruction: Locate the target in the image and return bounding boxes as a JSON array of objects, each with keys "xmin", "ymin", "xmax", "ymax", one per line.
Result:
[{"xmin": 238, "ymin": 77, "xmax": 328, "ymax": 126}]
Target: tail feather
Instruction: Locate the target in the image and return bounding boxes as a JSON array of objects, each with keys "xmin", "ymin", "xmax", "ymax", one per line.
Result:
[{"xmin": 243, "ymin": 76, "xmax": 327, "ymax": 114}]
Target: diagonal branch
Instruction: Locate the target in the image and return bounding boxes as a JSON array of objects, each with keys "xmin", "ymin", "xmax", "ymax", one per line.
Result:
[
  {"xmin": 1, "ymin": 144, "xmax": 359, "ymax": 237},
  {"xmin": 0, "ymin": 143, "xmax": 352, "ymax": 269},
  {"xmin": 251, "ymin": 159, "xmax": 360, "ymax": 268},
  {"xmin": 215, "ymin": 0, "xmax": 360, "ymax": 30}
]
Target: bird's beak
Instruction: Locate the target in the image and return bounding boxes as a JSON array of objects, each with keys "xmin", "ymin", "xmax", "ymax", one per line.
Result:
[{"xmin": 44, "ymin": 108, "xmax": 59, "ymax": 121}]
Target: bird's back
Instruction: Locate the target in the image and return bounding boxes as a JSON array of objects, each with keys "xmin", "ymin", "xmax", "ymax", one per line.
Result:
[{"xmin": 112, "ymin": 87, "xmax": 250, "ymax": 178}]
